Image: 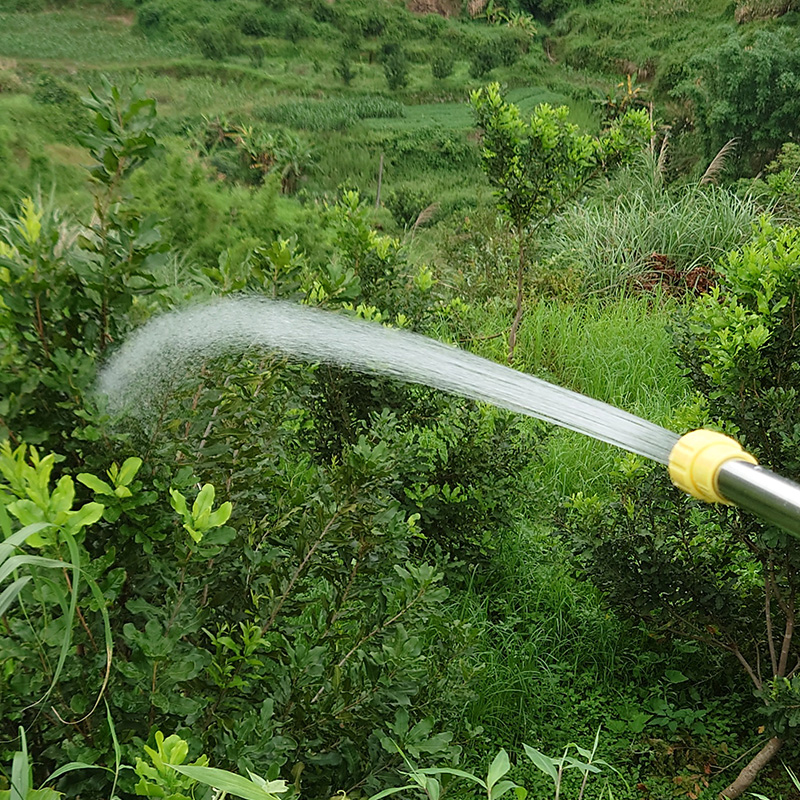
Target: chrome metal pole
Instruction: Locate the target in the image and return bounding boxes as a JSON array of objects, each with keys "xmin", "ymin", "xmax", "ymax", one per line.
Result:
[{"xmin": 717, "ymin": 460, "xmax": 800, "ymax": 537}]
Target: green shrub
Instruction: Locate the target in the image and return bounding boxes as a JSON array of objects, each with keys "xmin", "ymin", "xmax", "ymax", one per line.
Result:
[
  {"xmin": 238, "ymin": 7, "xmax": 280, "ymax": 36},
  {"xmin": 431, "ymin": 51, "xmax": 455, "ymax": 80},
  {"xmin": 31, "ymin": 74, "xmax": 78, "ymax": 107},
  {"xmin": 385, "ymin": 185, "xmax": 434, "ymax": 228},
  {"xmin": 196, "ymin": 24, "xmax": 242, "ymax": 60},
  {"xmin": 562, "ymin": 219, "xmax": 800, "ymax": 794},
  {"xmin": 283, "ymin": 8, "xmax": 312, "ymax": 42},
  {"xmin": 248, "ymin": 40, "xmax": 265, "ymax": 67},
  {"xmin": 468, "ymin": 28, "xmax": 525, "ymax": 78},
  {"xmin": 681, "ymin": 30, "xmax": 800, "ymax": 169},
  {"xmin": 336, "ymin": 51, "xmax": 356, "ymax": 85},
  {"xmin": 381, "ymin": 41, "xmax": 410, "ymax": 91}
]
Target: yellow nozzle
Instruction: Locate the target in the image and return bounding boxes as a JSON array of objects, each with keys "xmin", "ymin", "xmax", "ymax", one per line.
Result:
[{"xmin": 668, "ymin": 429, "xmax": 757, "ymax": 504}]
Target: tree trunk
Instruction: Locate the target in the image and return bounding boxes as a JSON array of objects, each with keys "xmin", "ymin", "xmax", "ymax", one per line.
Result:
[
  {"xmin": 719, "ymin": 737, "xmax": 783, "ymax": 799},
  {"xmin": 507, "ymin": 226, "xmax": 525, "ymax": 363}
]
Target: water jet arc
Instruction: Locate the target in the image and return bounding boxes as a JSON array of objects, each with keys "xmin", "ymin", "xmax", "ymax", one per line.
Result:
[{"xmin": 99, "ymin": 297, "xmax": 800, "ymax": 537}]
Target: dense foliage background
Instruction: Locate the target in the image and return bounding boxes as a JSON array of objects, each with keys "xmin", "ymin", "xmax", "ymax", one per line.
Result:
[{"xmin": 1, "ymin": 0, "xmax": 800, "ymax": 798}]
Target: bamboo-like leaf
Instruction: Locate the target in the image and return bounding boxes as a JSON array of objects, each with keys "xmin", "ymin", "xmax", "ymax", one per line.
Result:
[
  {"xmin": 0, "ymin": 554, "xmax": 69, "ymax": 583},
  {"xmin": 367, "ymin": 786, "xmax": 416, "ymax": 800},
  {"xmin": 168, "ymin": 765, "xmax": 287, "ymax": 800},
  {"xmin": 0, "ymin": 576, "xmax": 31, "ymax": 616},
  {"xmin": 45, "ymin": 761, "xmax": 107, "ymax": 783},
  {"xmin": 418, "ymin": 767, "xmax": 486, "ymax": 787},
  {"xmin": 27, "ymin": 530, "xmax": 81, "ymax": 711},
  {"xmin": 785, "ymin": 764, "xmax": 800, "ymax": 791},
  {"xmin": 700, "ymin": 138, "xmax": 737, "ymax": 185},
  {"xmin": 11, "ymin": 727, "xmax": 30, "ymax": 800},
  {"xmin": 0, "ymin": 523, "xmax": 52, "ymax": 563},
  {"xmin": 492, "ymin": 780, "xmax": 523, "ymax": 800},
  {"xmin": 523, "ymin": 744, "xmax": 558, "ymax": 782}
]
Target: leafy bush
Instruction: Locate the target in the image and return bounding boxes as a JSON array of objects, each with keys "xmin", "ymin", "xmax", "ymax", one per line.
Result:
[
  {"xmin": 431, "ymin": 51, "xmax": 455, "ymax": 81},
  {"xmin": 381, "ymin": 41, "xmax": 409, "ymax": 92},
  {"xmin": 385, "ymin": 186, "xmax": 434, "ymax": 229},
  {"xmin": 743, "ymin": 142, "xmax": 800, "ymax": 223},
  {"xmin": 238, "ymin": 7, "xmax": 280, "ymax": 37},
  {"xmin": 468, "ymin": 28, "xmax": 525, "ymax": 78},
  {"xmin": 196, "ymin": 25, "xmax": 242, "ymax": 61},
  {"xmin": 680, "ymin": 30, "xmax": 800, "ymax": 169},
  {"xmin": 283, "ymin": 8, "xmax": 312, "ymax": 42}
]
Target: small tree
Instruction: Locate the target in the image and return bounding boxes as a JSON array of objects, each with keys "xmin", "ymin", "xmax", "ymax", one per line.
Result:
[
  {"xmin": 563, "ymin": 220, "xmax": 800, "ymax": 797},
  {"xmin": 381, "ymin": 41, "xmax": 409, "ymax": 92},
  {"xmin": 431, "ymin": 52, "xmax": 455, "ymax": 81},
  {"xmin": 470, "ymin": 83, "xmax": 650, "ymax": 360},
  {"xmin": 0, "ymin": 77, "xmax": 163, "ymax": 450}
]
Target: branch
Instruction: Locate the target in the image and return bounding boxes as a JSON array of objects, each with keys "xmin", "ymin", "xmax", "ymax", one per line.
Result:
[
  {"xmin": 719, "ymin": 737, "xmax": 783, "ymax": 799},
  {"xmin": 311, "ymin": 585, "xmax": 428, "ymax": 705},
  {"xmin": 777, "ymin": 586, "xmax": 795, "ymax": 678},
  {"xmin": 765, "ymin": 562, "xmax": 779, "ymax": 676},
  {"xmin": 726, "ymin": 643, "xmax": 762, "ymax": 691},
  {"xmin": 261, "ymin": 505, "xmax": 354, "ymax": 634}
]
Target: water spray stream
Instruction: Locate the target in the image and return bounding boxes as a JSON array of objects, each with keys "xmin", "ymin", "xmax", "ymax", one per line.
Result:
[{"xmin": 99, "ymin": 297, "xmax": 800, "ymax": 536}]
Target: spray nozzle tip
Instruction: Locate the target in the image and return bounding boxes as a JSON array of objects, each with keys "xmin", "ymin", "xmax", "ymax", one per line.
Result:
[{"xmin": 668, "ymin": 429, "xmax": 757, "ymax": 504}]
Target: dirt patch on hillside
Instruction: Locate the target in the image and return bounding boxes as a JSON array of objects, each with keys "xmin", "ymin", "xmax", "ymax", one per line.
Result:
[
  {"xmin": 406, "ymin": 0, "xmax": 462, "ymax": 17},
  {"xmin": 628, "ymin": 253, "xmax": 716, "ymax": 297},
  {"xmin": 735, "ymin": 0, "xmax": 797, "ymax": 21},
  {"xmin": 106, "ymin": 12, "xmax": 135, "ymax": 26}
]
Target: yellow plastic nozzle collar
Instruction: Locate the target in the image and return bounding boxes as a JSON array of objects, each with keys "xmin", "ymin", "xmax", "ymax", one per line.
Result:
[{"xmin": 668, "ymin": 429, "xmax": 757, "ymax": 504}]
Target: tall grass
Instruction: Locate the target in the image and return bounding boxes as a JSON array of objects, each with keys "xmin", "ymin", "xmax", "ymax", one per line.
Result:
[
  {"xmin": 449, "ymin": 523, "xmax": 635, "ymax": 747},
  {"xmin": 259, "ymin": 95, "xmax": 405, "ymax": 131},
  {"xmin": 429, "ymin": 295, "xmax": 689, "ymax": 497},
  {"xmin": 542, "ymin": 154, "xmax": 764, "ymax": 294},
  {"xmin": 440, "ymin": 294, "xmax": 688, "ymax": 421}
]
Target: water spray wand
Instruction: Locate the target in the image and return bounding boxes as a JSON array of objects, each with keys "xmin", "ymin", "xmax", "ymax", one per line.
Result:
[{"xmin": 668, "ymin": 430, "xmax": 800, "ymax": 537}]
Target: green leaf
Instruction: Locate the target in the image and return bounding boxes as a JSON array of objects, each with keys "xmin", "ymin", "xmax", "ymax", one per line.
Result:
[
  {"xmin": 0, "ymin": 576, "xmax": 31, "ymax": 616},
  {"xmin": 170, "ymin": 489, "xmax": 188, "ymax": 520},
  {"xmin": 116, "ymin": 457, "xmax": 143, "ymax": 486},
  {"xmin": 77, "ymin": 473, "xmax": 115, "ymax": 495},
  {"xmin": 0, "ymin": 524, "xmax": 52, "ymax": 562},
  {"xmin": 0, "ymin": 554, "xmax": 69, "ymax": 584},
  {"xmin": 419, "ymin": 767, "xmax": 485, "ymax": 787},
  {"xmin": 491, "ymin": 780, "xmax": 520, "ymax": 800},
  {"xmin": 487, "ymin": 750, "xmax": 510, "ymax": 789},
  {"xmin": 665, "ymin": 670, "xmax": 689, "ymax": 683},
  {"xmin": 192, "ymin": 485, "xmax": 215, "ymax": 521},
  {"xmin": 46, "ymin": 762, "xmax": 107, "ymax": 783},
  {"xmin": 11, "ymin": 726, "xmax": 31, "ymax": 800},
  {"xmin": 0, "ymin": 501, "xmax": 11, "ymax": 538},
  {"xmin": 66, "ymin": 502, "xmax": 105, "ymax": 532},
  {"xmin": 367, "ymin": 786, "xmax": 416, "ymax": 800},
  {"xmin": 167, "ymin": 765, "xmax": 286, "ymax": 800},
  {"xmin": 522, "ymin": 744, "xmax": 558, "ymax": 782},
  {"xmin": 206, "ymin": 502, "xmax": 232, "ymax": 529}
]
